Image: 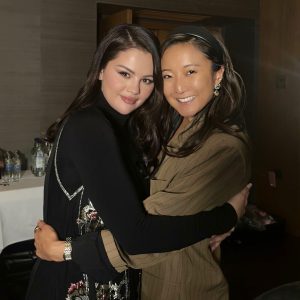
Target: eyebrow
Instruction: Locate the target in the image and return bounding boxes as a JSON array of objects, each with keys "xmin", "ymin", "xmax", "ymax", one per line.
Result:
[
  {"xmin": 116, "ymin": 64, "xmax": 153, "ymax": 78},
  {"xmin": 183, "ymin": 63, "xmax": 200, "ymax": 68},
  {"xmin": 162, "ymin": 63, "xmax": 200, "ymax": 72}
]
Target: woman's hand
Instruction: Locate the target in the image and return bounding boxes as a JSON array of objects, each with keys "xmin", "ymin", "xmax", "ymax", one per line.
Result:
[
  {"xmin": 209, "ymin": 227, "xmax": 234, "ymax": 252},
  {"xmin": 34, "ymin": 220, "xmax": 65, "ymax": 262},
  {"xmin": 228, "ymin": 183, "xmax": 252, "ymax": 219},
  {"xmin": 209, "ymin": 184, "xmax": 252, "ymax": 252}
]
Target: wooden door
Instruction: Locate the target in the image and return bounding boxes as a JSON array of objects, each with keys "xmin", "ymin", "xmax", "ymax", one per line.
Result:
[
  {"xmin": 99, "ymin": 9, "xmax": 133, "ymax": 41},
  {"xmin": 98, "ymin": 6, "xmax": 212, "ymax": 43}
]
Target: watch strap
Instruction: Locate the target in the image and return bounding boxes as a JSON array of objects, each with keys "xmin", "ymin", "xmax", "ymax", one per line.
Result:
[{"xmin": 63, "ymin": 237, "xmax": 72, "ymax": 261}]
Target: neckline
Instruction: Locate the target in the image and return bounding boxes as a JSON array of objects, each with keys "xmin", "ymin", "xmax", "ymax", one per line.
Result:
[{"xmin": 96, "ymin": 90, "xmax": 129, "ymax": 127}]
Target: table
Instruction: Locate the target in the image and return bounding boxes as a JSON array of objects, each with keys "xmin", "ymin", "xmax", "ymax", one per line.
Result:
[{"xmin": 0, "ymin": 171, "xmax": 44, "ymax": 253}]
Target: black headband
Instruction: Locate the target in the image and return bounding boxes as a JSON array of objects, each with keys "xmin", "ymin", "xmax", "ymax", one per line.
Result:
[{"xmin": 171, "ymin": 25, "xmax": 223, "ymax": 61}]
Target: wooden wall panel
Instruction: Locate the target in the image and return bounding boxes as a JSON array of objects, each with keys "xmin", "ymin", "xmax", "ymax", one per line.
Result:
[
  {"xmin": 97, "ymin": 0, "xmax": 259, "ymax": 19},
  {"xmin": 256, "ymin": 0, "xmax": 300, "ymax": 236}
]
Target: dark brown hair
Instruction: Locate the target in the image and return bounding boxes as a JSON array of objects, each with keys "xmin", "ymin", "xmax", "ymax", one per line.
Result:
[
  {"xmin": 46, "ymin": 24, "xmax": 164, "ymax": 175},
  {"xmin": 159, "ymin": 27, "xmax": 247, "ymax": 158}
]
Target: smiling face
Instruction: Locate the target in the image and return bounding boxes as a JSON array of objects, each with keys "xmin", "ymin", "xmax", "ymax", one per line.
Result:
[
  {"xmin": 162, "ymin": 42, "xmax": 224, "ymax": 120},
  {"xmin": 99, "ymin": 48, "xmax": 154, "ymax": 115}
]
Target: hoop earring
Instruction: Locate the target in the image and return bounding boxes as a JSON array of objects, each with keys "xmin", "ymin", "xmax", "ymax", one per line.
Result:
[{"xmin": 213, "ymin": 83, "xmax": 221, "ymax": 96}]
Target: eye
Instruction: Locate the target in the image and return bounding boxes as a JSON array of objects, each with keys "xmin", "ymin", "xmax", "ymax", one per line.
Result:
[
  {"xmin": 118, "ymin": 71, "xmax": 130, "ymax": 78},
  {"xmin": 162, "ymin": 74, "xmax": 172, "ymax": 80},
  {"xmin": 187, "ymin": 70, "xmax": 196, "ymax": 76},
  {"xmin": 142, "ymin": 78, "xmax": 154, "ymax": 85}
]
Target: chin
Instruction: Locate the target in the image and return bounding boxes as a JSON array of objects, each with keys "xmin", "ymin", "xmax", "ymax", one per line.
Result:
[
  {"xmin": 177, "ymin": 111, "xmax": 196, "ymax": 119},
  {"xmin": 119, "ymin": 110, "xmax": 132, "ymax": 115},
  {"xmin": 120, "ymin": 106, "xmax": 137, "ymax": 115}
]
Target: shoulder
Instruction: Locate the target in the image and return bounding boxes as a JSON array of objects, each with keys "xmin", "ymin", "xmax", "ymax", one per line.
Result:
[
  {"xmin": 63, "ymin": 106, "xmax": 112, "ymax": 135},
  {"xmin": 202, "ymin": 131, "xmax": 251, "ymax": 169},
  {"xmin": 58, "ymin": 106, "xmax": 116, "ymax": 147},
  {"xmin": 69, "ymin": 106, "xmax": 110, "ymax": 127},
  {"xmin": 187, "ymin": 130, "xmax": 250, "ymax": 166},
  {"xmin": 206, "ymin": 130, "xmax": 249, "ymax": 151}
]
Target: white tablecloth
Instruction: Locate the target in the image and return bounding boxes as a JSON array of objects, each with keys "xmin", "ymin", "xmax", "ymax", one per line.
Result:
[{"xmin": 0, "ymin": 170, "xmax": 44, "ymax": 253}]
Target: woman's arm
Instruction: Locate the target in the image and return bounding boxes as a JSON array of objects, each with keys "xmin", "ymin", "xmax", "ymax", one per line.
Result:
[
  {"xmin": 34, "ymin": 194, "xmax": 247, "ymax": 260},
  {"xmin": 63, "ymin": 111, "xmax": 242, "ymax": 254}
]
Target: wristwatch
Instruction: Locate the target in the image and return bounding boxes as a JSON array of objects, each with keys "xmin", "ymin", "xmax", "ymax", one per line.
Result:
[{"xmin": 63, "ymin": 237, "xmax": 72, "ymax": 261}]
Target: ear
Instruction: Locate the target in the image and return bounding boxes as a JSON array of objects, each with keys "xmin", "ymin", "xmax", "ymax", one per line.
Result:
[
  {"xmin": 98, "ymin": 70, "xmax": 104, "ymax": 80},
  {"xmin": 214, "ymin": 65, "xmax": 224, "ymax": 86}
]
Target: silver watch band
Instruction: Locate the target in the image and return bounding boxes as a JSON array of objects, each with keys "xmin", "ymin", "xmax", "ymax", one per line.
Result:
[{"xmin": 63, "ymin": 237, "xmax": 72, "ymax": 261}]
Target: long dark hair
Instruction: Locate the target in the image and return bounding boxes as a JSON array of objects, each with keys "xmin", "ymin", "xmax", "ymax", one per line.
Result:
[
  {"xmin": 160, "ymin": 26, "xmax": 247, "ymax": 158},
  {"xmin": 46, "ymin": 24, "xmax": 164, "ymax": 175}
]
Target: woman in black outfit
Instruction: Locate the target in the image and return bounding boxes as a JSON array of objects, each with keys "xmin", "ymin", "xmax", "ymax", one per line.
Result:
[{"xmin": 27, "ymin": 24, "xmax": 249, "ymax": 300}]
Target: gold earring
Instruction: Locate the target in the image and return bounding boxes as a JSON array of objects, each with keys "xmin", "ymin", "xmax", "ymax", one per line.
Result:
[{"xmin": 213, "ymin": 83, "xmax": 221, "ymax": 96}]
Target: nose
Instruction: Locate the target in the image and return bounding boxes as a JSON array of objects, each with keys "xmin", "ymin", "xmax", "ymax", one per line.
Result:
[
  {"xmin": 127, "ymin": 79, "xmax": 140, "ymax": 95},
  {"xmin": 174, "ymin": 77, "xmax": 186, "ymax": 94}
]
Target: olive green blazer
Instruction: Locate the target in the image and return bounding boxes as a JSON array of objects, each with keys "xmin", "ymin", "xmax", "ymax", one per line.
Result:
[{"xmin": 102, "ymin": 125, "xmax": 251, "ymax": 300}]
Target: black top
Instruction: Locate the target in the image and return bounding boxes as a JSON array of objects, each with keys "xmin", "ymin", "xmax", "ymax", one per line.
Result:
[{"xmin": 26, "ymin": 92, "xmax": 237, "ymax": 300}]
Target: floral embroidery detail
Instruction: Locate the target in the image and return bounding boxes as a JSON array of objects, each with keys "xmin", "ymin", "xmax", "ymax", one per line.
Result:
[
  {"xmin": 66, "ymin": 274, "xmax": 129, "ymax": 300},
  {"xmin": 77, "ymin": 199, "xmax": 105, "ymax": 235},
  {"xmin": 66, "ymin": 279, "xmax": 89, "ymax": 299},
  {"xmin": 94, "ymin": 272, "xmax": 129, "ymax": 300}
]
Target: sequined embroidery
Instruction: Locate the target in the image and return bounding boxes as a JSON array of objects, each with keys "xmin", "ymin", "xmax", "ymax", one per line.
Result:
[
  {"xmin": 77, "ymin": 200, "xmax": 105, "ymax": 235},
  {"xmin": 66, "ymin": 271, "xmax": 129, "ymax": 300}
]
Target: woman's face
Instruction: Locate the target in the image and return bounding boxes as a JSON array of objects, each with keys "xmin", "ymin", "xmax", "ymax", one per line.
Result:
[
  {"xmin": 162, "ymin": 43, "xmax": 223, "ymax": 120},
  {"xmin": 99, "ymin": 48, "xmax": 154, "ymax": 115}
]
